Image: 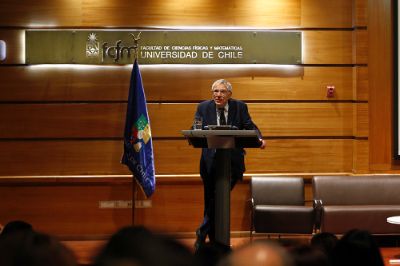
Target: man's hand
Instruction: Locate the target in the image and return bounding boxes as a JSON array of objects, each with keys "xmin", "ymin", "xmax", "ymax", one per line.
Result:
[{"xmin": 259, "ymin": 139, "xmax": 266, "ymax": 149}]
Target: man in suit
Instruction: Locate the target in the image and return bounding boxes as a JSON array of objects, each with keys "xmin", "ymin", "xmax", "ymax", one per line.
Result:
[{"xmin": 193, "ymin": 79, "xmax": 266, "ymax": 250}]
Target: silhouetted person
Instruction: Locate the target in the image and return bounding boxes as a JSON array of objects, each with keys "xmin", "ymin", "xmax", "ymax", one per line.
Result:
[
  {"xmin": 289, "ymin": 244, "xmax": 330, "ymax": 266},
  {"xmin": 195, "ymin": 241, "xmax": 231, "ymax": 266},
  {"xmin": 0, "ymin": 231, "xmax": 77, "ymax": 266},
  {"xmin": 0, "ymin": 220, "xmax": 33, "ymax": 239},
  {"xmin": 331, "ymin": 229, "xmax": 384, "ymax": 266},
  {"xmin": 94, "ymin": 226, "xmax": 196, "ymax": 266},
  {"xmin": 310, "ymin": 232, "xmax": 338, "ymax": 260}
]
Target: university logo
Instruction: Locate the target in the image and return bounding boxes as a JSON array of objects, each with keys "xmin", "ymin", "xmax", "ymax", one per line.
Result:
[
  {"xmin": 131, "ymin": 114, "xmax": 151, "ymax": 152},
  {"xmin": 86, "ymin": 33, "xmax": 99, "ymax": 58},
  {"xmin": 85, "ymin": 32, "xmax": 140, "ymax": 62}
]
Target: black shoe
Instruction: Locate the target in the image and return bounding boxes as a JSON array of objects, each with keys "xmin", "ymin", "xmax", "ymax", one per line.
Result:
[{"xmin": 194, "ymin": 229, "xmax": 206, "ymax": 251}]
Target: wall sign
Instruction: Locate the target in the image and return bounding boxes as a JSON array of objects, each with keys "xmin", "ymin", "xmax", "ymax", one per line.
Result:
[{"xmin": 25, "ymin": 30, "xmax": 302, "ymax": 65}]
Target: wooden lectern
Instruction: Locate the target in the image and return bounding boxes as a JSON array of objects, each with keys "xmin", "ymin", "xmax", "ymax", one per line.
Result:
[{"xmin": 181, "ymin": 129, "xmax": 261, "ymax": 246}]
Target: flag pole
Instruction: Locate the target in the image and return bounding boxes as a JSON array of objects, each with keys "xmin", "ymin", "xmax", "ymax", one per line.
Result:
[
  {"xmin": 132, "ymin": 180, "xmax": 137, "ymax": 225},
  {"xmin": 130, "ymin": 32, "xmax": 141, "ymax": 226}
]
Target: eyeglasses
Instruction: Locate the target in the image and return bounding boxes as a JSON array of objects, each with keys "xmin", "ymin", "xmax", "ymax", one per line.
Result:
[{"xmin": 212, "ymin": 89, "xmax": 229, "ymax": 95}]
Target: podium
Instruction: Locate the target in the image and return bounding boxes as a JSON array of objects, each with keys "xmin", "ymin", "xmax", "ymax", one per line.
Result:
[{"xmin": 181, "ymin": 129, "xmax": 261, "ymax": 246}]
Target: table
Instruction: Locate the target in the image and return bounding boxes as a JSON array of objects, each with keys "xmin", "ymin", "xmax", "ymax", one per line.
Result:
[
  {"xmin": 387, "ymin": 216, "xmax": 400, "ymax": 225},
  {"xmin": 387, "ymin": 216, "xmax": 400, "ymax": 264}
]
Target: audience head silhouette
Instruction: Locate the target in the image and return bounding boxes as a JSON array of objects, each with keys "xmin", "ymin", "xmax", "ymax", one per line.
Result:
[
  {"xmin": 0, "ymin": 230, "xmax": 77, "ymax": 266},
  {"xmin": 0, "ymin": 223, "xmax": 390, "ymax": 266},
  {"xmin": 0, "ymin": 220, "xmax": 33, "ymax": 239},
  {"xmin": 289, "ymin": 244, "xmax": 330, "ymax": 266},
  {"xmin": 310, "ymin": 232, "xmax": 338, "ymax": 259},
  {"xmin": 331, "ymin": 229, "xmax": 384, "ymax": 266},
  {"xmin": 94, "ymin": 226, "xmax": 196, "ymax": 266}
]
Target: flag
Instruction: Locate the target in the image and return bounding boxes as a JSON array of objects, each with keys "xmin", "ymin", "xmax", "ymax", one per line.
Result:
[{"xmin": 122, "ymin": 59, "xmax": 155, "ymax": 197}]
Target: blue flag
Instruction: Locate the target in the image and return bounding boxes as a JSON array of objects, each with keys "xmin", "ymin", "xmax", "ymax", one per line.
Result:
[{"xmin": 122, "ymin": 60, "xmax": 155, "ymax": 197}]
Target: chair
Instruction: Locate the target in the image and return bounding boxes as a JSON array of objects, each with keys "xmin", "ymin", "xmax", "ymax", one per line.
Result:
[
  {"xmin": 312, "ymin": 175, "xmax": 400, "ymax": 234},
  {"xmin": 250, "ymin": 176, "xmax": 315, "ymax": 239}
]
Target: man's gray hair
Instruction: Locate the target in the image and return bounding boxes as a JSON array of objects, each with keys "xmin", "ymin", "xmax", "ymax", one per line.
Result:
[{"xmin": 211, "ymin": 79, "xmax": 232, "ymax": 92}]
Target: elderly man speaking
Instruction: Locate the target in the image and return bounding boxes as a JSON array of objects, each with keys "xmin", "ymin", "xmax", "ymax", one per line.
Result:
[{"xmin": 192, "ymin": 79, "xmax": 265, "ymax": 250}]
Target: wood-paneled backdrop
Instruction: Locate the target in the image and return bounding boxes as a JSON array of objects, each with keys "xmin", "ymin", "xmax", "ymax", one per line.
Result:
[{"xmin": 0, "ymin": 0, "xmax": 394, "ymax": 238}]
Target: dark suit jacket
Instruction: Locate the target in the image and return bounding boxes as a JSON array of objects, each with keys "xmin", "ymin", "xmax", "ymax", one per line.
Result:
[{"xmin": 194, "ymin": 99, "xmax": 262, "ymax": 182}]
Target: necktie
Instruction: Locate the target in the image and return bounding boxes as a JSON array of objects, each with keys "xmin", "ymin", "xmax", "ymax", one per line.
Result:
[{"xmin": 219, "ymin": 108, "xmax": 226, "ymax": 125}]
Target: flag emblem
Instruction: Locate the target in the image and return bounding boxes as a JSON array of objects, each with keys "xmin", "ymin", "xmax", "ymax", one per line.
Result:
[{"xmin": 131, "ymin": 114, "xmax": 152, "ymax": 152}]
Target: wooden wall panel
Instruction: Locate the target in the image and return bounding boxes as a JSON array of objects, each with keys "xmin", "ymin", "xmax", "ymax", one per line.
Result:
[
  {"xmin": 0, "ymin": 139, "xmax": 354, "ymax": 175},
  {"xmin": 0, "ymin": 65, "xmax": 131, "ymax": 101},
  {"xmin": 353, "ymin": 139, "xmax": 369, "ymax": 173},
  {"xmin": 0, "ymin": 0, "xmax": 354, "ymax": 28},
  {"xmin": 0, "ymin": 0, "xmax": 82, "ymax": 28},
  {"xmin": 249, "ymin": 103, "xmax": 355, "ymax": 137},
  {"xmin": 354, "ymin": 103, "xmax": 369, "ymax": 137},
  {"xmin": 0, "ymin": 103, "xmax": 128, "ymax": 139},
  {"xmin": 0, "ymin": 103, "xmax": 362, "ymax": 138},
  {"xmin": 136, "ymin": 179, "xmax": 251, "ymax": 232},
  {"xmin": 0, "ymin": 178, "xmax": 132, "ymax": 237},
  {"xmin": 304, "ymin": 183, "xmax": 313, "ymax": 204},
  {"xmin": 83, "ymin": 0, "xmax": 302, "ymax": 28},
  {"xmin": 0, "ymin": 66, "xmax": 356, "ymax": 101},
  {"xmin": 354, "ymin": 0, "xmax": 368, "ymax": 27},
  {"xmin": 245, "ymin": 139, "xmax": 353, "ymax": 173},
  {"xmin": 135, "ymin": 179, "xmax": 204, "ymax": 232},
  {"xmin": 368, "ymin": 0, "xmax": 392, "ymax": 171},
  {"xmin": 0, "ymin": 177, "xmax": 252, "ymax": 235},
  {"xmin": 303, "ymin": 31, "xmax": 353, "ymax": 64},
  {"xmin": 354, "ymin": 66, "xmax": 369, "ymax": 101},
  {"xmin": 230, "ymin": 67, "xmax": 355, "ymax": 101},
  {"xmin": 353, "ymin": 29, "xmax": 368, "ymax": 64},
  {"xmin": 0, "ymin": 140, "xmax": 132, "ymax": 175},
  {"xmin": 300, "ymin": 0, "xmax": 353, "ymax": 28}
]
